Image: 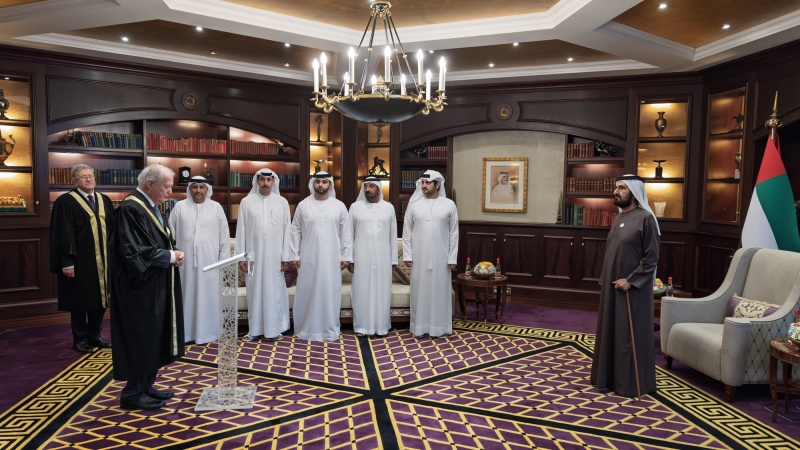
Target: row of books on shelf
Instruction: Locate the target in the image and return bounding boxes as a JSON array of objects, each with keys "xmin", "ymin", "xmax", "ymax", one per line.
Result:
[
  {"xmin": 228, "ymin": 203, "xmax": 295, "ymax": 220},
  {"xmin": 230, "ymin": 172, "xmax": 298, "ymax": 188},
  {"xmin": 563, "ymin": 204, "xmax": 618, "ymax": 226},
  {"xmin": 567, "ymin": 142, "xmax": 595, "ymax": 158},
  {"xmin": 400, "ymin": 200, "xmax": 408, "ymax": 218},
  {"xmin": 400, "ymin": 171, "xmax": 447, "ymax": 189},
  {"xmin": 62, "ymin": 131, "xmax": 143, "ymax": 149},
  {"xmin": 423, "ymin": 146, "xmax": 448, "ymax": 160},
  {"xmin": 230, "ymin": 140, "xmax": 283, "ymax": 156},
  {"xmin": 566, "ymin": 177, "xmax": 616, "ymax": 193},
  {"xmin": 146, "ymin": 133, "xmax": 227, "ymax": 153},
  {"xmin": 50, "ymin": 168, "xmax": 142, "ymax": 186}
]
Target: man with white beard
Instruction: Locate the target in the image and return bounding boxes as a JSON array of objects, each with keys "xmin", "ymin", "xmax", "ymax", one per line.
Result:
[
  {"xmin": 348, "ymin": 176, "xmax": 397, "ymax": 337},
  {"xmin": 403, "ymin": 170, "xmax": 459, "ymax": 339},
  {"xmin": 234, "ymin": 169, "xmax": 292, "ymax": 342},
  {"xmin": 290, "ymin": 172, "xmax": 352, "ymax": 342},
  {"xmin": 169, "ymin": 176, "xmax": 228, "ymax": 344}
]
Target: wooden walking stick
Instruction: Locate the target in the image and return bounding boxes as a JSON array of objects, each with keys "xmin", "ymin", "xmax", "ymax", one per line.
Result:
[{"xmin": 626, "ymin": 290, "xmax": 642, "ymax": 401}]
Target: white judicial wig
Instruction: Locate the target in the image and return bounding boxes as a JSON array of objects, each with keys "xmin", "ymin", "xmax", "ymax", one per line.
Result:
[
  {"xmin": 309, "ymin": 171, "xmax": 336, "ymax": 199},
  {"xmin": 356, "ymin": 176, "xmax": 383, "ymax": 202},
  {"xmin": 407, "ymin": 170, "xmax": 446, "ymax": 206},
  {"xmin": 248, "ymin": 168, "xmax": 281, "ymax": 196},
  {"xmin": 186, "ymin": 176, "xmax": 213, "ymax": 198},
  {"xmin": 617, "ymin": 174, "xmax": 660, "ymax": 236}
]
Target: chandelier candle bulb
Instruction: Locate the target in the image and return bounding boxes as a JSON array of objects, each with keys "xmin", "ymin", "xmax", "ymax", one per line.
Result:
[
  {"xmin": 439, "ymin": 57, "xmax": 445, "ymax": 91},
  {"xmin": 312, "ymin": 59, "xmax": 319, "ymax": 93},
  {"xmin": 348, "ymin": 47, "xmax": 355, "ymax": 79},
  {"xmin": 417, "ymin": 50, "xmax": 423, "ymax": 84},
  {"xmin": 320, "ymin": 53, "xmax": 327, "ymax": 90},
  {"xmin": 344, "ymin": 72, "xmax": 349, "ymax": 96},
  {"xmin": 400, "ymin": 74, "xmax": 406, "ymax": 95},
  {"xmin": 426, "ymin": 70, "xmax": 431, "ymax": 101},
  {"xmin": 442, "ymin": 65, "xmax": 446, "ymax": 91},
  {"xmin": 384, "ymin": 46, "xmax": 391, "ymax": 81}
]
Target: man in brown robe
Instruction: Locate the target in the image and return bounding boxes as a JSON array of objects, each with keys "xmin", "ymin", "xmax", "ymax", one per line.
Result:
[{"xmin": 591, "ymin": 174, "xmax": 660, "ymax": 398}]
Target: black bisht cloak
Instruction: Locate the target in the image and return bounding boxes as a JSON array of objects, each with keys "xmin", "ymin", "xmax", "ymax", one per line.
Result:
[
  {"xmin": 109, "ymin": 190, "xmax": 184, "ymax": 381},
  {"xmin": 49, "ymin": 189, "xmax": 115, "ymax": 312}
]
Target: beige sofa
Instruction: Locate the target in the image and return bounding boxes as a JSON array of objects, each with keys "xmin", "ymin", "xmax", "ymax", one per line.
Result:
[{"xmin": 231, "ymin": 238, "xmax": 413, "ymax": 322}]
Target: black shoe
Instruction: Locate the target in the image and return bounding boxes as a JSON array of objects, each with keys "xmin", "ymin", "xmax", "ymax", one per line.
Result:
[
  {"xmin": 146, "ymin": 389, "xmax": 174, "ymax": 400},
  {"xmin": 120, "ymin": 394, "xmax": 165, "ymax": 410},
  {"xmin": 89, "ymin": 337, "xmax": 112, "ymax": 348},
  {"xmin": 73, "ymin": 342, "xmax": 95, "ymax": 354}
]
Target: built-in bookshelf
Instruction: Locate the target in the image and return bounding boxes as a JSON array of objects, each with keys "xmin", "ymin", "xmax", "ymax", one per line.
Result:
[
  {"xmin": 398, "ymin": 137, "xmax": 451, "ymax": 220},
  {"xmin": 0, "ymin": 74, "xmax": 35, "ymax": 215},
  {"xmin": 562, "ymin": 136, "xmax": 625, "ymax": 226},
  {"xmin": 46, "ymin": 120, "xmax": 301, "ymax": 232},
  {"xmin": 703, "ymin": 86, "xmax": 745, "ymax": 224}
]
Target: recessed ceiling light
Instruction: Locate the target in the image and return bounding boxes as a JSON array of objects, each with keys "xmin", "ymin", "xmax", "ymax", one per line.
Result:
[
  {"xmin": 195, "ymin": 26, "xmax": 203, "ymax": 31},
  {"xmin": 121, "ymin": 36, "xmax": 129, "ymax": 42},
  {"xmin": 3, "ymin": 77, "xmax": 8, "ymax": 80},
  {"xmin": 513, "ymin": 42, "xmax": 519, "ymax": 46},
  {"xmin": 488, "ymin": 63, "xmax": 495, "ymax": 68},
  {"xmin": 567, "ymin": 57, "xmax": 574, "ymax": 62},
  {"xmin": 284, "ymin": 43, "xmax": 290, "ymax": 47},
  {"xmin": 659, "ymin": 3, "xmax": 667, "ymax": 9},
  {"xmin": 722, "ymin": 24, "xmax": 731, "ymax": 29},
  {"xmin": 210, "ymin": 51, "xmax": 217, "ymax": 55},
  {"xmin": 284, "ymin": 63, "xmax": 290, "ymax": 67},
  {"xmin": 429, "ymin": 50, "xmax": 434, "ymax": 54}
]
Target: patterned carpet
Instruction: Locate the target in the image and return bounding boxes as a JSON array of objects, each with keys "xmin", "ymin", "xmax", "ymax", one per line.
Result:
[{"xmin": 1, "ymin": 320, "xmax": 797, "ymax": 449}]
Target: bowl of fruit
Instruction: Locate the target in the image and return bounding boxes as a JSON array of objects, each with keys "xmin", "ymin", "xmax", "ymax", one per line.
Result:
[{"xmin": 472, "ymin": 261, "xmax": 496, "ymax": 280}]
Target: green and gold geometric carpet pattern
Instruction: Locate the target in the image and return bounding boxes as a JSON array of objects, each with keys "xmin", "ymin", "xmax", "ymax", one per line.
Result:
[{"xmin": 0, "ymin": 320, "xmax": 797, "ymax": 449}]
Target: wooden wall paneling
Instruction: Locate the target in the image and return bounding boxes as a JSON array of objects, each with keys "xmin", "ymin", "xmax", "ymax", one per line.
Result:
[
  {"xmin": 694, "ymin": 243, "xmax": 736, "ymax": 296},
  {"xmin": 502, "ymin": 233, "xmax": 535, "ymax": 278},
  {"xmin": 46, "ymin": 76, "xmax": 175, "ymax": 125},
  {"xmin": 579, "ymin": 236, "xmax": 606, "ymax": 284},
  {"xmin": 754, "ymin": 70, "xmax": 800, "ymax": 137},
  {"xmin": 518, "ymin": 96, "xmax": 628, "ymax": 142},
  {"xmin": 542, "ymin": 234, "xmax": 574, "ymax": 281},
  {"xmin": 656, "ymin": 238, "xmax": 688, "ymax": 290},
  {"xmin": 463, "ymin": 231, "xmax": 498, "ymax": 266},
  {"xmin": 399, "ymin": 102, "xmax": 492, "ymax": 149},
  {"xmin": 0, "ymin": 238, "xmax": 42, "ymax": 293},
  {"xmin": 207, "ymin": 95, "xmax": 301, "ymax": 148}
]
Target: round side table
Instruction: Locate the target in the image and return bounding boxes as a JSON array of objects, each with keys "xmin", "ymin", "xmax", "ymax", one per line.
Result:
[
  {"xmin": 455, "ymin": 273, "xmax": 508, "ymax": 327},
  {"xmin": 769, "ymin": 338, "xmax": 800, "ymax": 422}
]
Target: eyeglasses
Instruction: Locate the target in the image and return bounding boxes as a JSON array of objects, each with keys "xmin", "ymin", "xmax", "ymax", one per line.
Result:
[{"xmin": 75, "ymin": 175, "xmax": 95, "ymax": 181}]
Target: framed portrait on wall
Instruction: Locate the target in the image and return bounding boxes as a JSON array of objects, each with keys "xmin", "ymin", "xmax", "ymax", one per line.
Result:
[{"xmin": 482, "ymin": 157, "xmax": 528, "ymax": 212}]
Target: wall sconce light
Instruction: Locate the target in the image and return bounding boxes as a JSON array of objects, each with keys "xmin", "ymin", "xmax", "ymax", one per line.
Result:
[{"xmin": 653, "ymin": 160, "xmax": 666, "ymax": 178}]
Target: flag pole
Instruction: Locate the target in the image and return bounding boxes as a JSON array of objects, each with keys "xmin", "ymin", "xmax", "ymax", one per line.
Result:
[
  {"xmin": 626, "ymin": 290, "xmax": 642, "ymax": 401},
  {"xmin": 765, "ymin": 91, "xmax": 782, "ymax": 141}
]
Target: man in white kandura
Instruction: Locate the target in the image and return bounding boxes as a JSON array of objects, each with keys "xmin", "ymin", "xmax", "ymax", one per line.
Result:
[
  {"xmin": 403, "ymin": 170, "xmax": 459, "ymax": 339},
  {"xmin": 348, "ymin": 176, "xmax": 397, "ymax": 337},
  {"xmin": 290, "ymin": 172, "xmax": 352, "ymax": 342},
  {"xmin": 169, "ymin": 176, "xmax": 228, "ymax": 345},
  {"xmin": 234, "ymin": 169, "xmax": 292, "ymax": 342},
  {"xmin": 490, "ymin": 171, "xmax": 516, "ymax": 204}
]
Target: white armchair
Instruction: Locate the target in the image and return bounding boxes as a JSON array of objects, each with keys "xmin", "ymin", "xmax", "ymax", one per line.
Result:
[{"xmin": 661, "ymin": 247, "xmax": 800, "ymax": 402}]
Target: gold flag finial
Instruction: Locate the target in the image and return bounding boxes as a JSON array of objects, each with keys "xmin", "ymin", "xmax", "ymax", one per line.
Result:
[{"xmin": 765, "ymin": 91, "xmax": 782, "ymax": 140}]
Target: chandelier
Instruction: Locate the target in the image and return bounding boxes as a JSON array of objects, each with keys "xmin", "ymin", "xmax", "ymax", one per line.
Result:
[{"xmin": 311, "ymin": 1, "xmax": 447, "ymax": 123}]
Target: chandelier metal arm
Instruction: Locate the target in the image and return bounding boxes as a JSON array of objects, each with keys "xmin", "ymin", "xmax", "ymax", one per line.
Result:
[{"xmin": 388, "ymin": 15, "xmax": 419, "ymax": 89}]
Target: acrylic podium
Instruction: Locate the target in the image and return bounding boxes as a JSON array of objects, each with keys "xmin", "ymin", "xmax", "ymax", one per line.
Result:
[{"xmin": 196, "ymin": 252, "xmax": 256, "ymax": 411}]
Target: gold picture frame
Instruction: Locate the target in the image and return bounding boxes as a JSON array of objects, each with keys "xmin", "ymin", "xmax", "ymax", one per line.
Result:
[{"xmin": 482, "ymin": 157, "xmax": 528, "ymax": 213}]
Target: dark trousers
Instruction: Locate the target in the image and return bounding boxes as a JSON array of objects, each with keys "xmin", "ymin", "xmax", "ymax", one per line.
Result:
[
  {"xmin": 70, "ymin": 307, "xmax": 106, "ymax": 344},
  {"xmin": 121, "ymin": 372, "xmax": 158, "ymax": 401}
]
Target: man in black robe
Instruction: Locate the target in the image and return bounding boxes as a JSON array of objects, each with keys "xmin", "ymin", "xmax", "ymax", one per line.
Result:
[
  {"xmin": 50, "ymin": 164, "xmax": 114, "ymax": 354},
  {"xmin": 591, "ymin": 174, "xmax": 660, "ymax": 398},
  {"xmin": 109, "ymin": 164, "xmax": 185, "ymax": 410}
]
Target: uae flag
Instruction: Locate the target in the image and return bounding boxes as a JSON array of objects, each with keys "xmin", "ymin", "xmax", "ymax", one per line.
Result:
[{"xmin": 741, "ymin": 132, "xmax": 800, "ymax": 252}]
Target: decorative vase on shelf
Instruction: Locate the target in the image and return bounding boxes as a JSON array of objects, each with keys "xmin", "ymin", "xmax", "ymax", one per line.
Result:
[
  {"xmin": 654, "ymin": 111, "xmax": 667, "ymax": 137},
  {"xmin": 0, "ymin": 89, "xmax": 9, "ymax": 120},
  {"xmin": 653, "ymin": 160, "xmax": 666, "ymax": 179},
  {"xmin": 0, "ymin": 130, "xmax": 16, "ymax": 167}
]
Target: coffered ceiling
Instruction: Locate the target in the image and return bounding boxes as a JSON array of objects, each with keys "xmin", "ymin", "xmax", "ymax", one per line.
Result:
[{"xmin": 1, "ymin": 0, "xmax": 800, "ymax": 87}]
